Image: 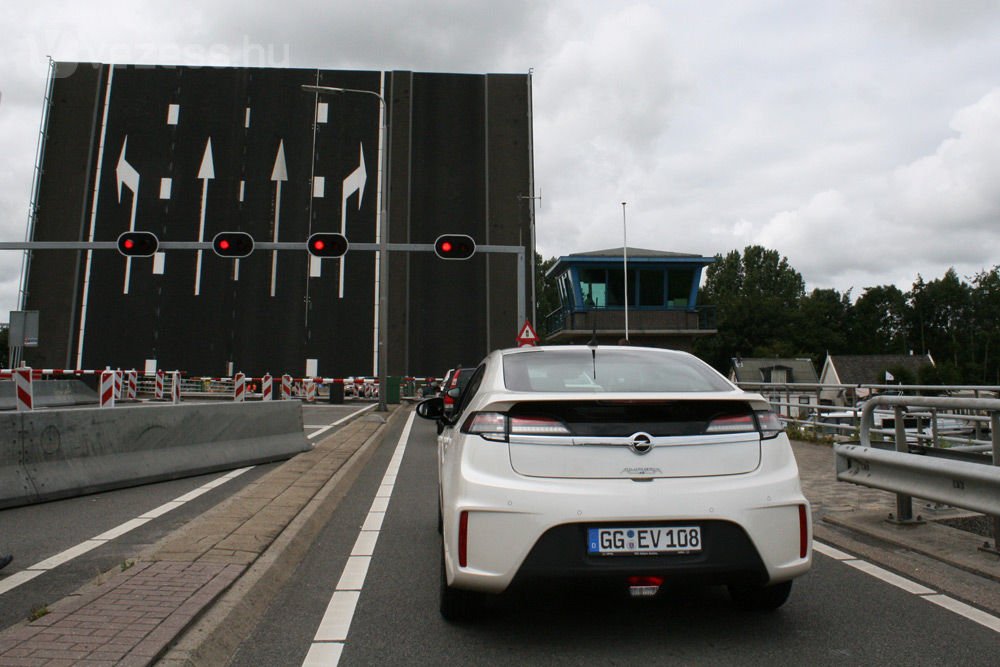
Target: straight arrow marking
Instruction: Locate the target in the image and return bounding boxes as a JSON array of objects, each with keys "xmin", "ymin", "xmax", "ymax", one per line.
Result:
[
  {"xmin": 271, "ymin": 140, "xmax": 287, "ymax": 297},
  {"xmin": 117, "ymin": 137, "xmax": 140, "ymax": 294},
  {"xmin": 194, "ymin": 138, "xmax": 215, "ymax": 296}
]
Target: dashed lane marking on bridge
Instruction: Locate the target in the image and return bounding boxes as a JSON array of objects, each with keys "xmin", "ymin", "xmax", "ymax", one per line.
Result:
[
  {"xmin": 306, "ymin": 403, "xmax": 379, "ymax": 441},
  {"xmin": 0, "ymin": 467, "xmax": 253, "ymax": 597},
  {"xmin": 302, "ymin": 411, "xmax": 416, "ymax": 667},
  {"xmin": 813, "ymin": 540, "xmax": 1000, "ymax": 634}
]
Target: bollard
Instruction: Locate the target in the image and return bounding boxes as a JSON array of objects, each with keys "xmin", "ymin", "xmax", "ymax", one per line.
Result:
[
  {"xmin": 234, "ymin": 372, "xmax": 246, "ymax": 402},
  {"xmin": 305, "ymin": 380, "xmax": 317, "ymax": 403},
  {"xmin": 14, "ymin": 367, "xmax": 33, "ymax": 411},
  {"xmin": 127, "ymin": 370, "xmax": 138, "ymax": 401},
  {"xmin": 155, "ymin": 369, "xmax": 165, "ymax": 400},
  {"xmin": 100, "ymin": 370, "xmax": 116, "ymax": 408},
  {"xmin": 262, "ymin": 374, "xmax": 273, "ymax": 401},
  {"xmin": 171, "ymin": 371, "xmax": 181, "ymax": 404},
  {"xmin": 281, "ymin": 374, "xmax": 292, "ymax": 400}
]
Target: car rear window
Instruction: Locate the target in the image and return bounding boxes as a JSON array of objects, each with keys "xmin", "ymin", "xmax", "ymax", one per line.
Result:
[{"xmin": 502, "ymin": 348, "xmax": 733, "ymax": 393}]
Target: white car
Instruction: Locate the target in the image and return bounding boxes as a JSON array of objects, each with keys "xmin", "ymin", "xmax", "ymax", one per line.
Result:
[{"xmin": 416, "ymin": 345, "xmax": 812, "ymax": 621}]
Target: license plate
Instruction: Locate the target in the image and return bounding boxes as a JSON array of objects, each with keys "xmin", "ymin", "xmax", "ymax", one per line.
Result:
[{"xmin": 587, "ymin": 526, "xmax": 702, "ymax": 555}]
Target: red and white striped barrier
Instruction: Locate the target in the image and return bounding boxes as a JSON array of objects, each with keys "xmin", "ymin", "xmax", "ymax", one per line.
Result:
[
  {"xmin": 262, "ymin": 374, "xmax": 273, "ymax": 401},
  {"xmin": 155, "ymin": 369, "xmax": 165, "ymax": 400},
  {"xmin": 305, "ymin": 380, "xmax": 317, "ymax": 403},
  {"xmin": 113, "ymin": 370, "xmax": 123, "ymax": 401},
  {"xmin": 100, "ymin": 370, "xmax": 116, "ymax": 408},
  {"xmin": 234, "ymin": 372, "xmax": 246, "ymax": 402},
  {"xmin": 281, "ymin": 374, "xmax": 292, "ymax": 400},
  {"xmin": 127, "ymin": 371, "xmax": 138, "ymax": 401},
  {"xmin": 14, "ymin": 367, "xmax": 33, "ymax": 411}
]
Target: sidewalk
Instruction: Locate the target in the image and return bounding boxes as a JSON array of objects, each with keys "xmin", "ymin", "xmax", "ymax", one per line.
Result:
[
  {"xmin": 0, "ymin": 420, "xmax": 996, "ymax": 666},
  {"xmin": 0, "ymin": 407, "xmax": 402, "ymax": 667}
]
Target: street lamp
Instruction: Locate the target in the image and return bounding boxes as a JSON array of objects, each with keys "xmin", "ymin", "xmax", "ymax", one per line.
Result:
[
  {"xmin": 621, "ymin": 201, "xmax": 629, "ymax": 343},
  {"xmin": 302, "ymin": 84, "xmax": 391, "ymax": 411}
]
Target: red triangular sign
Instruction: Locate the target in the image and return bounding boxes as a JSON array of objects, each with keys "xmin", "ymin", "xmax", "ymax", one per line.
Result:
[{"xmin": 516, "ymin": 320, "xmax": 539, "ymax": 347}]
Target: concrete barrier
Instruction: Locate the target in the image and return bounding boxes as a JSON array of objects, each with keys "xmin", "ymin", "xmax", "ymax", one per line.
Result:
[
  {"xmin": 0, "ymin": 401, "xmax": 311, "ymax": 509},
  {"xmin": 0, "ymin": 379, "xmax": 98, "ymax": 411}
]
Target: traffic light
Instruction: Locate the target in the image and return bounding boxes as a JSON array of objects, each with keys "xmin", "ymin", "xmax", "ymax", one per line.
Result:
[
  {"xmin": 117, "ymin": 231, "xmax": 159, "ymax": 257},
  {"xmin": 307, "ymin": 232, "xmax": 349, "ymax": 258},
  {"xmin": 212, "ymin": 231, "xmax": 254, "ymax": 258},
  {"xmin": 434, "ymin": 234, "xmax": 476, "ymax": 260}
]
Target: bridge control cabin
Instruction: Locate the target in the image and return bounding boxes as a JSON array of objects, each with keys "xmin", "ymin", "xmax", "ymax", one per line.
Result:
[{"xmin": 542, "ymin": 247, "xmax": 717, "ymax": 351}]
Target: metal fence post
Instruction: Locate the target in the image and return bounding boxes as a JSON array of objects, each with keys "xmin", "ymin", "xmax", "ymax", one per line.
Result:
[
  {"xmin": 988, "ymin": 413, "xmax": 1000, "ymax": 554},
  {"xmin": 889, "ymin": 405, "xmax": 920, "ymax": 524}
]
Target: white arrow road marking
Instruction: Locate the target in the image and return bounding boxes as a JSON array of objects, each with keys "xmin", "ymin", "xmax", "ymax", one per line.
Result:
[
  {"xmin": 194, "ymin": 138, "xmax": 215, "ymax": 296},
  {"xmin": 271, "ymin": 140, "xmax": 288, "ymax": 297},
  {"xmin": 116, "ymin": 137, "xmax": 141, "ymax": 294},
  {"xmin": 336, "ymin": 143, "xmax": 367, "ymax": 297}
]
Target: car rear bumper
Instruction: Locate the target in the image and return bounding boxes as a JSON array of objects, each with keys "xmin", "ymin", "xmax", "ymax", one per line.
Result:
[{"xmin": 443, "ymin": 464, "xmax": 812, "ymax": 593}]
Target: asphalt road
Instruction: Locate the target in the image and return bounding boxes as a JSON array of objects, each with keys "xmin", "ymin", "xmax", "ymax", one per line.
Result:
[
  {"xmin": 0, "ymin": 402, "xmax": 369, "ymax": 634},
  {"xmin": 229, "ymin": 413, "xmax": 1000, "ymax": 666}
]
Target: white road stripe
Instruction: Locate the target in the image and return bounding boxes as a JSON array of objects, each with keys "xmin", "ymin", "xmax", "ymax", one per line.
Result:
[
  {"xmin": 307, "ymin": 403, "xmax": 378, "ymax": 440},
  {"xmin": 924, "ymin": 595, "xmax": 1000, "ymax": 633},
  {"xmin": 0, "ymin": 467, "xmax": 252, "ymax": 597},
  {"xmin": 814, "ymin": 540, "xmax": 1000, "ymax": 634},
  {"xmin": 315, "ymin": 591, "xmax": 361, "ymax": 642},
  {"xmin": 843, "ymin": 559, "xmax": 936, "ymax": 595},
  {"xmin": 304, "ymin": 411, "xmax": 416, "ymax": 665}
]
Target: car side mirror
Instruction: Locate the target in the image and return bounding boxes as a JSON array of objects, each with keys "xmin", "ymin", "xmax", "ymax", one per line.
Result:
[{"xmin": 416, "ymin": 397, "xmax": 445, "ymax": 421}]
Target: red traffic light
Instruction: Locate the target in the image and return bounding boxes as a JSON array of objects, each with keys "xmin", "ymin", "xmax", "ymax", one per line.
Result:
[
  {"xmin": 116, "ymin": 231, "xmax": 159, "ymax": 257},
  {"xmin": 212, "ymin": 231, "xmax": 254, "ymax": 258},
  {"xmin": 434, "ymin": 234, "xmax": 476, "ymax": 260},
  {"xmin": 307, "ymin": 232, "xmax": 349, "ymax": 258}
]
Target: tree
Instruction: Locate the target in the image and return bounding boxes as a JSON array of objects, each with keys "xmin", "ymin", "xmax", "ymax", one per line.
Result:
[
  {"xmin": 697, "ymin": 245, "xmax": 806, "ymax": 370},
  {"xmin": 906, "ymin": 269, "xmax": 970, "ymax": 377},
  {"xmin": 850, "ymin": 285, "xmax": 909, "ymax": 354},
  {"xmin": 793, "ymin": 288, "xmax": 852, "ymax": 360}
]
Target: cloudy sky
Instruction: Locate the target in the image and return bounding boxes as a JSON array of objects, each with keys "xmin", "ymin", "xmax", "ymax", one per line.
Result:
[{"xmin": 2, "ymin": 0, "xmax": 1000, "ymax": 319}]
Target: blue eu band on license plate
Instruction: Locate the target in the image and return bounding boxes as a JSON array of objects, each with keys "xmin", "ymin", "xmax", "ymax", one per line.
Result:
[{"xmin": 587, "ymin": 526, "xmax": 702, "ymax": 555}]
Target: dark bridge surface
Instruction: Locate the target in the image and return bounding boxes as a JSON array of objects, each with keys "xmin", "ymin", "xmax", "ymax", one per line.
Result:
[{"xmin": 25, "ymin": 64, "xmax": 533, "ymax": 379}]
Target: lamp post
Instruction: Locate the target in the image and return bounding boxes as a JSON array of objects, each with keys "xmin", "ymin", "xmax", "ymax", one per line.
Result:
[
  {"xmin": 621, "ymin": 201, "xmax": 629, "ymax": 343},
  {"xmin": 302, "ymin": 84, "xmax": 390, "ymax": 411}
]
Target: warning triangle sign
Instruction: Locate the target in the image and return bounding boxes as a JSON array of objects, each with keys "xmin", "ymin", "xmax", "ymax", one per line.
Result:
[{"xmin": 516, "ymin": 320, "xmax": 539, "ymax": 347}]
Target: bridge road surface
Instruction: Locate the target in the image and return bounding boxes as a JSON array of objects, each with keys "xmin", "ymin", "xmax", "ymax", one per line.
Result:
[
  {"xmin": 230, "ymin": 412, "xmax": 1000, "ymax": 666},
  {"xmin": 0, "ymin": 403, "xmax": 366, "ymax": 636}
]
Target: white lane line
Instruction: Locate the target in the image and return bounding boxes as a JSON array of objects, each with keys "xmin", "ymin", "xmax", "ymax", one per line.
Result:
[
  {"xmin": 0, "ymin": 467, "xmax": 253, "ymax": 597},
  {"xmin": 307, "ymin": 403, "xmax": 379, "ymax": 440},
  {"xmin": 924, "ymin": 595, "xmax": 1000, "ymax": 633},
  {"xmin": 814, "ymin": 540, "xmax": 1000, "ymax": 634},
  {"xmin": 842, "ymin": 559, "xmax": 936, "ymax": 595},
  {"xmin": 304, "ymin": 411, "xmax": 416, "ymax": 665}
]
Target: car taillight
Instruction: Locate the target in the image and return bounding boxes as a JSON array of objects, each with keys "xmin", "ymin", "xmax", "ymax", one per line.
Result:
[
  {"xmin": 462, "ymin": 412, "xmax": 571, "ymax": 442},
  {"xmin": 463, "ymin": 412, "xmax": 507, "ymax": 441},
  {"xmin": 510, "ymin": 415, "xmax": 570, "ymax": 436},
  {"xmin": 755, "ymin": 409, "xmax": 785, "ymax": 440},
  {"xmin": 705, "ymin": 414, "xmax": 756, "ymax": 434}
]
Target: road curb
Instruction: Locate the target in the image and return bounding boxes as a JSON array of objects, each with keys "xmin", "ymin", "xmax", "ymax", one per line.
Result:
[{"xmin": 156, "ymin": 407, "xmax": 407, "ymax": 667}]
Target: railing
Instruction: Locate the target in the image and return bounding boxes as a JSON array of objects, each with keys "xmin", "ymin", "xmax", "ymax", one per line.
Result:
[
  {"xmin": 541, "ymin": 305, "xmax": 717, "ymax": 337},
  {"xmin": 736, "ymin": 382, "xmax": 1000, "ymax": 554},
  {"xmin": 835, "ymin": 395, "xmax": 1000, "ymax": 553}
]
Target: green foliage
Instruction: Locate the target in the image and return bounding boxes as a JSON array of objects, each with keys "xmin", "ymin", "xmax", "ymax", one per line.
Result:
[{"xmin": 693, "ymin": 245, "xmax": 1000, "ymax": 384}]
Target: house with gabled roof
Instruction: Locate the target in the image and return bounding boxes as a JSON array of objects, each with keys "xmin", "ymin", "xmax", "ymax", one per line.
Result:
[
  {"xmin": 728, "ymin": 357, "xmax": 820, "ymax": 418},
  {"xmin": 819, "ymin": 353, "xmax": 935, "ymax": 405}
]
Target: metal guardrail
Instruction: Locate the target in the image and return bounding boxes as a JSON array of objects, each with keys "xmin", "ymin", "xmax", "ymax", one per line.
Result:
[{"xmin": 832, "ymin": 395, "xmax": 1000, "ymax": 554}]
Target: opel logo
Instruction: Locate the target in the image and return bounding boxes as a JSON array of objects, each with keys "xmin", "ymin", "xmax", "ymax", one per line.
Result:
[{"xmin": 629, "ymin": 432, "xmax": 654, "ymax": 455}]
